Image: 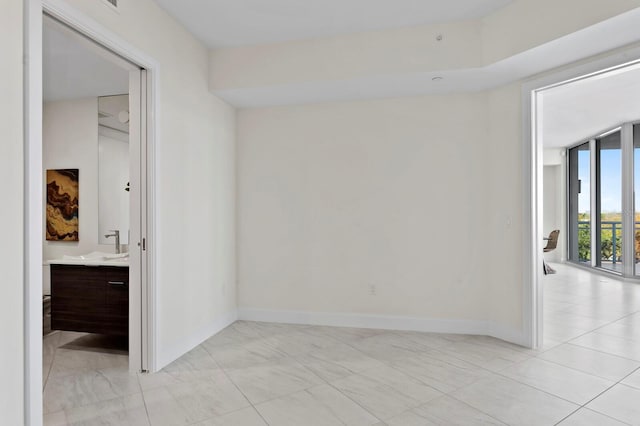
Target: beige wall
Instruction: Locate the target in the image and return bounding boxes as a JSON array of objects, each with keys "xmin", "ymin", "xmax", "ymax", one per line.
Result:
[
  {"xmin": 210, "ymin": 20, "xmax": 482, "ymax": 90},
  {"xmin": 485, "ymin": 83, "xmax": 524, "ymax": 331},
  {"xmin": 237, "ymin": 80, "xmax": 534, "ymax": 336},
  {"xmin": 210, "ymin": 0, "xmax": 640, "ymax": 92},
  {"xmin": 54, "ymin": 0, "xmax": 237, "ymax": 367},
  {"xmin": 237, "ymin": 92, "xmax": 527, "ymax": 331},
  {"xmin": 482, "ymin": 0, "xmax": 640, "ymax": 63},
  {"xmin": 0, "ymin": 0, "xmax": 24, "ymax": 423}
]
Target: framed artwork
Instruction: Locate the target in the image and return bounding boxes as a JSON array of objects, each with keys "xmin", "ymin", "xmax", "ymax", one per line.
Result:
[{"xmin": 46, "ymin": 169, "xmax": 79, "ymax": 241}]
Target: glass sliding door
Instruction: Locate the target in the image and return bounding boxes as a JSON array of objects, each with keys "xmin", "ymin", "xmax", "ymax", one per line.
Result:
[
  {"xmin": 596, "ymin": 130, "xmax": 622, "ymax": 273},
  {"xmin": 568, "ymin": 142, "xmax": 591, "ymax": 265},
  {"xmin": 567, "ymin": 123, "xmax": 640, "ymax": 279}
]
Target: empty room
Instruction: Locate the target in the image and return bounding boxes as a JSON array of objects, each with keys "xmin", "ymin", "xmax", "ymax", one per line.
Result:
[{"xmin": 3, "ymin": 0, "xmax": 640, "ymax": 425}]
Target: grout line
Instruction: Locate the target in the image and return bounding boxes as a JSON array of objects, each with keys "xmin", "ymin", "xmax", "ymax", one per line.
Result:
[
  {"xmin": 42, "ymin": 331, "xmax": 62, "ymax": 392},
  {"xmin": 323, "ymin": 381, "xmax": 387, "ymax": 424},
  {"xmin": 440, "ymin": 394, "xmax": 510, "ymax": 425},
  {"xmin": 300, "ymin": 387, "xmax": 350, "ymax": 426},
  {"xmin": 185, "ymin": 405, "xmax": 269, "ymax": 426},
  {"xmin": 552, "ymin": 366, "xmax": 640, "ymax": 425},
  {"xmin": 309, "ymin": 334, "xmax": 507, "ymax": 422},
  {"xmin": 534, "ymin": 349, "xmax": 640, "ymax": 381},
  {"xmin": 135, "ymin": 368, "xmax": 152, "ymax": 426},
  {"xmin": 198, "ymin": 335, "xmax": 271, "ymax": 425},
  {"xmin": 490, "ymin": 366, "xmax": 590, "ymax": 407},
  {"xmin": 200, "ymin": 341, "xmax": 293, "ymax": 424},
  {"xmin": 552, "ymin": 407, "xmax": 588, "ymax": 426}
]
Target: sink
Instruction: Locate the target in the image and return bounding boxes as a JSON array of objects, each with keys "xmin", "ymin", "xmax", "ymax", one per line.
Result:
[
  {"xmin": 63, "ymin": 252, "xmax": 104, "ymax": 261},
  {"xmin": 58, "ymin": 251, "xmax": 129, "ymax": 264},
  {"xmin": 103, "ymin": 252, "xmax": 129, "ymax": 260},
  {"xmin": 63, "ymin": 251, "xmax": 114, "ymax": 261}
]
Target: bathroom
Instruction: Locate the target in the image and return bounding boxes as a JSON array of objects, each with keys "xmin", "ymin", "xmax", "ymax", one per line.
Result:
[{"xmin": 42, "ymin": 14, "xmax": 135, "ymax": 394}]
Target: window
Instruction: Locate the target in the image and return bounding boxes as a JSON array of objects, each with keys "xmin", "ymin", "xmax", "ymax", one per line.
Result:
[{"xmin": 567, "ymin": 123, "xmax": 639, "ymax": 278}]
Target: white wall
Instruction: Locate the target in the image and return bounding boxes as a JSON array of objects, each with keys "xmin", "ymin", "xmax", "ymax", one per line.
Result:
[
  {"xmin": 543, "ymin": 166, "xmax": 562, "ymax": 262},
  {"xmin": 42, "ymin": 98, "xmax": 123, "ymax": 294},
  {"xmin": 544, "ymin": 148, "xmax": 564, "ymax": 166},
  {"xmin": 0, "ymin": 0, "xmax": 24, "ymax": 423},
  {"xmin": 238, "ymin": 94, "xmax": 519, "ymax": 333},
  {"xmin": 43, "ymin": 100, "xmax": 104, "ymax": 252},
  {"xmin": 98, "ymin": 126, "xmax": 130, "ymax": 246},
  {"xmin": 543, "ymin": 148, "xmax": 567, "ymax": 262},
  {"xmin": 57, "ymin": 0, "xmax": 237, "ymax": 368},
  {"xmin": 98, "ymin": 94, "xmax": 130, "ymax": 246}
]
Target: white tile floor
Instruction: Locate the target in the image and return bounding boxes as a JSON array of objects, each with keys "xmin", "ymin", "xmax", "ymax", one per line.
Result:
[{"xmin": 44, "ymin": 263, "xmax": 640, "ymax": 425}]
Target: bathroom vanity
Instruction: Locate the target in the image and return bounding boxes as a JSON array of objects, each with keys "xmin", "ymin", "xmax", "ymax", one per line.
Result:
[{"xmin": 49, "ymin": 253, "xmax": 129, "ymax": 336}]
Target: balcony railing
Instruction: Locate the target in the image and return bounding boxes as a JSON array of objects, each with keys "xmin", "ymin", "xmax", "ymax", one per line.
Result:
[{"xmin": 577, "ymin": 220, "xmax": 640, "ymax": 264}]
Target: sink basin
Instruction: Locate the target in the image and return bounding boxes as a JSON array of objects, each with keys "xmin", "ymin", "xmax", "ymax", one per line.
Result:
[
  {"xmin": 62, "ymin": 251, "xmax": 129, "ymax": 261},
  {"xmin": 103, "ymin": 252, "xmax": 129, "ymax": 260},
  {"xmin": 50, "ymin": 251, "xmax": 129, "ymax": 267}
]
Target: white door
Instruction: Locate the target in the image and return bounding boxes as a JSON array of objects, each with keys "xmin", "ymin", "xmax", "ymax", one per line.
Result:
[{"xmin": 128, "ymin": 68, "xmax": 151, "ymax": 372}]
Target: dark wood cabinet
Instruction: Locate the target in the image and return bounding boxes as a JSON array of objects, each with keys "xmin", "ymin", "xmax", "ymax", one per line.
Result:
[{"xmin": 50, "ymin": 264, "xmax": 129, "ymax": 336}]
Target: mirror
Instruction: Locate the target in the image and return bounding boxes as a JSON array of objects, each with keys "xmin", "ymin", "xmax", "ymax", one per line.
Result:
[{"xmin": 98, "ymin": 95, "xmax": 130, "ymax": 245}]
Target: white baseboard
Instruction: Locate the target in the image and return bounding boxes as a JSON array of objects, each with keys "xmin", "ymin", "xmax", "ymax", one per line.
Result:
[
  {"xmin": 488, "ymin": 321, "xmax": 528, "ymax": 346},
  {"xmin": 156, "ymin": 309, "xmax": 238, "ymax": 370},
  {"xmin": 238, "ymin": 308, "xmax": 526, "ymax": 346}
]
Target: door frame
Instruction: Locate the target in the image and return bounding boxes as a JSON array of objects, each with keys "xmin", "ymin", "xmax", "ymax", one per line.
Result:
[
  {"xmin": 522, "ymin": 45, "xmax": 640, "ymax": 349},
  {"xmin": 24, "ymin": 1, "xmax": 159, "ymax": 424}
]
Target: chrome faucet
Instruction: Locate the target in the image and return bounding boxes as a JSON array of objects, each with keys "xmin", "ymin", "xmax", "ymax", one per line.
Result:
[{"xmin": 105, "ymin": 230, "xmax": 120, "ymax": 254}]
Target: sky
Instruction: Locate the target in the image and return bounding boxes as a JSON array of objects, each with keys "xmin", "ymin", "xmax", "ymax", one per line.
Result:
[{"xmin": 577, "ymin": 147, "xmax": 640, "ymax": 214}]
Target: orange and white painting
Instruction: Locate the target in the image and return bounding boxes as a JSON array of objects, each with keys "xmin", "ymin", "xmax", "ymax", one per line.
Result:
[{"xmin": 46, "ymin": 169, "xmax": 79, "ymax": 241}]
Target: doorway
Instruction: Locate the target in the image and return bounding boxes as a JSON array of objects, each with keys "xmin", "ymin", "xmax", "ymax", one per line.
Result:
[
  {"xmin": 525, "ymin": 48, "xmax": 640, "ymax": 349},
  {"xmin": 25, "ymin": 4, "xmax": 156, "ymax": 424},
  {"xmin": 42, "ymin": 8, "xmax": 149, "ymax": 366}
]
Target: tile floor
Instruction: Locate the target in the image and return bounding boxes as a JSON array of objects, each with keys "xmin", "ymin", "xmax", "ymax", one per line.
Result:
[{"xmin": 44, "ymin": 263, "xmax": 640, "ymax": 425}]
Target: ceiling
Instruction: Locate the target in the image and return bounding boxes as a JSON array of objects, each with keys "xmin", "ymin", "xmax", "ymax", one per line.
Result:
[
  {"xmin": 42, "ymin": 2, "xmax": 640, "ymax": 133},
  {"xmin": 43, "ymin": 18, "xmax": 129, "ymax": 102},
  {"xmin": 153, "ymin": 0, "xmax": 512, "ymax": 47},
  {"xmin": 541, "ymin": 63, "xmax": 640, "ymax": 149}
]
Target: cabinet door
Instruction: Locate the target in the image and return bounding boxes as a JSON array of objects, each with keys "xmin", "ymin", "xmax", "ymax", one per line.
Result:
[
  {"xmin": 105, "ymin": 267, "xmax": 129, "ymax": 336},
  {"xmin": 51, "ymin": 265, "xmax": 108, "ymax": 333}
]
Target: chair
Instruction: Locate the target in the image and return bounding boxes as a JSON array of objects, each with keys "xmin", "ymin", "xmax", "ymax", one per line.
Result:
[
  {"xmin": 544, "ymin": 230, "xmax": 560, "ymax": 252},
  {"xmin": 543, "ymin": 230, "xmax": 560, "ymax": 274}
]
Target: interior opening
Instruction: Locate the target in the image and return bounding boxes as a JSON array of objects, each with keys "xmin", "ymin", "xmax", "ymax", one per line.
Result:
[
  {"xmin": 41, "ymin": 13, "xmax": 147, "ymax": 412},
  {"xmin": 535, "ymin": 59, "xmax": 640, "ymax": 348}
]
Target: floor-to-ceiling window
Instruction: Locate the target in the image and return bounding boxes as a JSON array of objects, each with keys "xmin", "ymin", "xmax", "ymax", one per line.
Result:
[
  {"xmin": 596, "ymin": 130, "xmax": 622, "ymax": 272},
  {"xmin": 568, "ymin": 142, "xmax": 591, "ymax": 265},
  {"xmin": 568, "ymin": 123, "xmax": 640, "ymax": 278}
]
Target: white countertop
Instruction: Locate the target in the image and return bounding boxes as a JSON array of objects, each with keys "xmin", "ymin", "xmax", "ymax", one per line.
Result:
[{"xmin": 47, "ymin": 252, "xmax": 129, "ymax": 267}]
